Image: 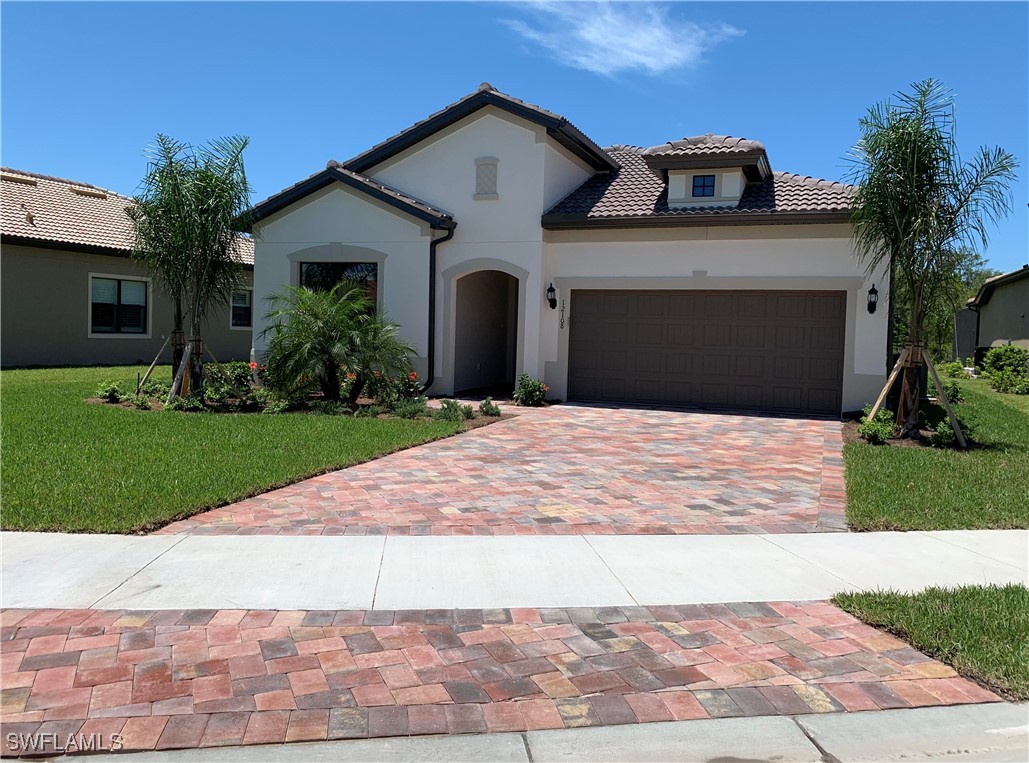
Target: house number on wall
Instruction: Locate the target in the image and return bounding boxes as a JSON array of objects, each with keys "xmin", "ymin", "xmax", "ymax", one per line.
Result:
[{"xmin": 559, "ymin": 298, "xmax": 566, "ymax": 329}]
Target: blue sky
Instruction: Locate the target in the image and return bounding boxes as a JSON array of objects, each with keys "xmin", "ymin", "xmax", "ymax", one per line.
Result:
[{"xmin": 3, "ymin": 1, "xmax": 1026, "ymax": 272}]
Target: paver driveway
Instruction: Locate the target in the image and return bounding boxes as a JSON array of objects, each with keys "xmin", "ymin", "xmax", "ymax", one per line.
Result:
[{"xmin": 158, "ymin": 405, "xmax": 845, "ymax": 537}]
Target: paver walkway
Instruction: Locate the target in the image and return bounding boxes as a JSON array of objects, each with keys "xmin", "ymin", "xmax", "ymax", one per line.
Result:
[
  {"xmin": 0, "ymin": 603, "xmax": 998, "ymax": 757},
  {"xmin": 158, "ymin": 406, "xmax": 845, "ymax": 537}
]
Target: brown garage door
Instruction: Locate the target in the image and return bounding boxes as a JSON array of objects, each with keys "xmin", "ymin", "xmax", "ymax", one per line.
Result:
[{"xmin": 569, "ymin": 290, "xmax": 846, "ymax": 415}]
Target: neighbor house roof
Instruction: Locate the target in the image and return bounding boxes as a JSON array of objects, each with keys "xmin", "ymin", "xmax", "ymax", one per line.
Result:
[
  {"xmin": 0, "ymin": 167, "xmax": 254, "ymax": 265},
  {"xmin": 967, "ymin": 264, "xmax": 1029, "ymax": 308},
  {"xmin": 343, "ymin": 83, "xmax": 619, "ymax": 174},
  {"xmin": 248, "ymin": 162, "xmax": 456, "ymax": 229},
  {"xmin": 542, "ymin": 147, "xmax": 854, "ymax": 229}
]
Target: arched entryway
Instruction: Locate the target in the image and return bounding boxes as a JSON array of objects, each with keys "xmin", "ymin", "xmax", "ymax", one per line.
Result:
[{"xmin": 454, "ymin": 270, "xmax": 518, "ymax": 395}]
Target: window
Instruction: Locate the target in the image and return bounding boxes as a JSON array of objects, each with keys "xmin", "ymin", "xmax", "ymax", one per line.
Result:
[
  {"xmin": 692, "ymin": 174, "xmax": 716, "ymax": 197},
  {"xmin": 90, "ymin": 275, "xmax": 148, "ymax": 336},
  {"xmin": 474, "ymin": 157, "xmax": 499, "ymax": 199},
  {"xmin": 230, "ymin": 289, "xmax": 253, "ymax": 329},
  {"xmin": 299, "ymin": 262, "xmax": 378, "ymax": 302}
]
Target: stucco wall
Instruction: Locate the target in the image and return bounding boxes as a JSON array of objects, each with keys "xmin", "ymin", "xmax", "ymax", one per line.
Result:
[
  {"xmin": 1, "ymin": 244, "xmax": 253, "ymax": 368},
  {"xmin": 251, "ymin": 184, "xmax": 435, "ymax": 378},
  {"xmin": 979, "ymin": 277, "xmax": 1029, "ymax": 350},
  {"xmin": 539, "ymin": 224, "xmax": 889, "ymax": 413}
]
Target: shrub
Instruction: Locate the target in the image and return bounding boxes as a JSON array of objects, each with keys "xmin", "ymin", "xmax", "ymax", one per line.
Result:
[
  {"xmin": 366, "ymin": 370, "xmax": 421, "ymax": 409},
  {"xmin": 927, "ymin": 411, "xmax": 976, "ymax": 448},
  {"xmin": 310, "ymin": 400, "xmax": 348, "ymax": 416},
  {"xmin": 433, "ymin": 399, "xmax": 470, "ymax": 422},
  {"xmin": 983, "ymin": 345, "xmax": 1029, "ymax": 377},
  {"xmin": 939, "ymin": 378, "xmax": 963, "ymax": 404},
  {"xmin": 479, "ymin": 397, "xmax": 502, "ymax": 417},
  {"xmin": 937, "ymin": 360, "xmax": 968, "ymax": 379},
  {"xmin": 513, "ymin": 374, "xmax": 549, "ymax": 406},
  {"xmin": 858, "ymin": 405, "xmax": 895, "ymax": 444},
  {"xmin": 991, "ymin": 369, "xmax": 1029, "ymax": 395},
  {"xmin": 164, "ymin": 395, "xmax": 205, "ymax": 412},
  {"xmin": 140, "ymin": 379, "xmax": 170, "ymax": 398},
  {"xmin": 394, "ymin": 398, "xmax": 430, "ymax": 419},
  {"xmin": 261, "ymin": 399, "xmax": 290, "ymax": 415},
  {"xmin": 95, "ymin": 381, "xmax": 122, "ymax": 403},
  {"xmin": 355, "ymin": 405, "xmax": 386, "ymax": 418},
  {"xmin": 127, "ymin": 393, "xmax": 151, "ymax": 410},
  {"xmin": 203, "ymin": 361, "xmax": 253, "ymax": 402}
]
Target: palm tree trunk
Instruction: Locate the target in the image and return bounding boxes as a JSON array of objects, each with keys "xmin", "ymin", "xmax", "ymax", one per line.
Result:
[
  {"xmin": 321, "ymin": 362, "xmax": 341, "ymax": 402},
  {"xmin": 188, "ymin": 295, "xmax": 204, "ymax": 401},
  {"xmin": 901, "ymin": 289, "xmax": 924, "ymax": 438},
  {"xmin": 171, "ymin": 297, "xmax": 184, "ymax": 381}
]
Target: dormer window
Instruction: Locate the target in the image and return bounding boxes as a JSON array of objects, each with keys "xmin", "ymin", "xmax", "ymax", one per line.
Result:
[
  {"xmin": 692, "ymin": 175, "xmax": 715, "ymax": 197},
  {"xmin": 474, "ymin": 157, "xmax": 499, "ymax": 200}
]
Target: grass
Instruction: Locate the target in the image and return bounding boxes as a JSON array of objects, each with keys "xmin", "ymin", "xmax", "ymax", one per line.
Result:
[
  {"xmin": 834, "ymin": 585, "xmax": 1029, "ymax": 700},
  {"xmin": 845, "ymin": 378, "xmax": 1029, "ymax": 530},
  {"xmin": 0, "ymin": 365, "xmax": 460, "ymax": 533}
]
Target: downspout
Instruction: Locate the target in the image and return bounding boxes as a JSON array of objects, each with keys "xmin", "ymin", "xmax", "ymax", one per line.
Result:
[{"xmin": 420, "ymin": 225, "xmax": 455, "ymax": 395}]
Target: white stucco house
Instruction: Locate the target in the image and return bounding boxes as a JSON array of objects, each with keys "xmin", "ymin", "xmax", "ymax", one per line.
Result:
[{"xmin": 249, "ymin": 83, "xmax": 888, "ymax": 416}]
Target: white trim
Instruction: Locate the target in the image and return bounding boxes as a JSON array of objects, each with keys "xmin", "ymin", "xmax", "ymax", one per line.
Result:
[
  {"xmin": 229, "ymin": 287, "xmax": 254, "ymax": 331},
  {"xmin": 87, "ymin": 272, "xmax": 153, "ymax": 340}
]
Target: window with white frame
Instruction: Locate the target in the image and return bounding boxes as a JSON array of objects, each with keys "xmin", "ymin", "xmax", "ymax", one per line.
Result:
[
  {"xmin": 474, "ymin": 157, "xmax": 499, "ymax": 199},
  {"xmin": 230, "ymin": 289, "xmax": 253, "ymax": 329},
  {"xmin": 90, "ymin": 275, "xmax": 148, "ymax": 335}
]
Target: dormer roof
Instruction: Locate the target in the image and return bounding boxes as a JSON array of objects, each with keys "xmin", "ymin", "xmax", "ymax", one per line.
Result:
[{"xmin": 642, "ymin": 134, "xmax": 771, "ymax": 181}]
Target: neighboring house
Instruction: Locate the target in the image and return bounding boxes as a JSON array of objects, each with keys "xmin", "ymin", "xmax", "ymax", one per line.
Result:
[
  {"xmin": 249, "ymin": 83, "xmax": 888, "ymax": 416},
  {"xmin": 1, "ymin": 168, "xmax": 254, "ymax": 368},
  {"xmin": 955, "ymin": 264, "xmax": 1029, "ymax": 362}
]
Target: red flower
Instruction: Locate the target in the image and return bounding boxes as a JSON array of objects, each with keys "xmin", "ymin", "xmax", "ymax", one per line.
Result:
[
  {"xmin": 248, "ymin": 362, "xmax": 258, "ymax": 369},
  {"xmin": 345, "ymin": 373, "xmax": 356, "ymax": 381},
  {"xmin": 409, "ymin": 372, "xmax": 418, "ymax": 381}
]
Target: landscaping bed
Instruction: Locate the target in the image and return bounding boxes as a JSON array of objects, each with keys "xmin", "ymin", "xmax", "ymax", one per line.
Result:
[
  {"xmin": 0, "ymin": 365, "xmax": 475, "ymax": 534},
  {"xmin": 834, "ymin": 584, "xmax": 1029, "ymax": 700},
  {"xmin": 844, "ymin": 378, "xmax": 1029, "ymax": 531}
]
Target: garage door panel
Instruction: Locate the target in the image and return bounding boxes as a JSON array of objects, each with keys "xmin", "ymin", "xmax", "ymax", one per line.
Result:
[{"xmin": 569, "ymin": 290, "xmax": 845, "ymax": 415}]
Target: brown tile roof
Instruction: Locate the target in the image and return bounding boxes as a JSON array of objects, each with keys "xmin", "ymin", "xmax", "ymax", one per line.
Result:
[
  {"xmin": 1, "ymin": 167, "xmax": 254, "ymax": 264},
  {"xmin": 542, "ymin": 147, "xmax": 854, "ymax": 228},
  {"xmin": 643, "ymin": 134, "xmax": 766, "ymax": 158},
  {"xmin": 343, "ymin": 82, "xmax": 618, "ymax": 174},
  {"xmin": 249, "ymin": 162, "xmax": 456, "ymax": 229}
]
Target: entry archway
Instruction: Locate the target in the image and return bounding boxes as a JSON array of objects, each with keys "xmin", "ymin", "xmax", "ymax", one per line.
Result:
[{"xmin": 454, "ymin": 270, "xmax": 519, "ymax": 394}]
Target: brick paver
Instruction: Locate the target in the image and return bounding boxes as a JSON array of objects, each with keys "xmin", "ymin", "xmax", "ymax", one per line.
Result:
[
  {"xmin": 0, "ymin": 603, "xmax": 997, "ymax": 756},
  {"xmin": 157, "ymin": 405, "xmax": 845, "ymax": 536}
]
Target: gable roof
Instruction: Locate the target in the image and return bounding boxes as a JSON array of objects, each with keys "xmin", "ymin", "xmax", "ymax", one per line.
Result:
[
  {"xmin": 542, "ymin": 147, "xmax": 854, "ymax": 229},
  {"xmin": 342, "ymin": 83, "xmax": 618, "ymax": 174},
  {"xmin": 1, "ymin": 167, "xmax": 254, "ymax": 264},
  {"xmin": 248, "ymin": 162, "xmax": 456, "ymax": 229},
  {"xmin": 642, "ymin": 134, "xmax": 771, "ymax": 180},
  {"xmin": 967, "ymin": 264, "xmax": 1029, "ymax": 308}
]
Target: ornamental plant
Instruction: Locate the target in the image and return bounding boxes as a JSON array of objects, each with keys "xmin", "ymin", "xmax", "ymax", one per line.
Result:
[{"xmin": 513, "ymin": 373, "xmax": 549, "ymax": 406}]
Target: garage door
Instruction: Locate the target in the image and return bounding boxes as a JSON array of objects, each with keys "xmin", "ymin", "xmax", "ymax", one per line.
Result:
[{"xmin": 568, "ymin": 290, "xmax": 846, "ymax": 415}]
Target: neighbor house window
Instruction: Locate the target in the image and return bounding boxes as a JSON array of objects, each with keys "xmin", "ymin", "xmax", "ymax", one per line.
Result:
[
  {"xmin": 692, "ymin": 175, "xmax": 716, "ymax": 197},
  {"xmin": 90, "ymin": 275, "xmax": 148, "ymax": 335},
  {"xmin": 299, "ymin": 262, "xmax": 378, "ymax": 302},
  {"xmin": 230, "ymin": 289, "xmax": 253, "ymax": 329},
  {"xmin": 474, "ymin": 157, "xmax": 499, "ymax": 199}
]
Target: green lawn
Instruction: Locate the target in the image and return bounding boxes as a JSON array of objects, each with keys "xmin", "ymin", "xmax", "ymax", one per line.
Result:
[
  {"xmin": 0, "ymin": 366, "xmax": 460, "ymax": 533},
  {"xmin": 845, "ymin": 379, "xmax": 1029, "ymax": 530},
  {"xmin": 834, "ymin": 585, "xmax": 1029, "ymax": 700}
]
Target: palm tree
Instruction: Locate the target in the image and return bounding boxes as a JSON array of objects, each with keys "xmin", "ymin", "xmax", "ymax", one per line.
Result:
[
  {"xmin": 129, "ymin": 134, "xmax": 252, "ymax": 399},
  {"xmin": 848, "ymin": 79, "xmax": 1017, "ymax": 435},
  {"xmin": 261, "ymin": 282, "xmax": 415, "ymax": 404}
]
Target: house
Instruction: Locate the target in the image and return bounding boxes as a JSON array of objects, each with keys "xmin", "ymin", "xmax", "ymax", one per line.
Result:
[
  {"xmin": 249, "ymin": 83, "xmax": 888, "ymax": 416},
  {"xmin": 1, "ymin": 168, "xmax": 254, "ymax": 368},
  {"xmin": 955, "ymin": 264, "xmax": 1029, "ymax": 362}
]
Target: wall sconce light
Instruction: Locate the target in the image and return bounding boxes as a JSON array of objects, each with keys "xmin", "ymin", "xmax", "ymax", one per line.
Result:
[
  {"xmin": 867, "ymin": 284, "xmax": 879, "ymax": 314},
  {"xmin": 546, "ymin": 283, "xmax": 557, "ymax": 310}
]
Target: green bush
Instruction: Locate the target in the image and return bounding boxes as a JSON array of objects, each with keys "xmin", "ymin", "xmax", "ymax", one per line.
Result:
[
  {"xmin": 513, "ymin": 373, "xmax": 549, "ymax": 406},
  {"xmin": 937, "ymin": 360, "xmax": 968, "ymax": 379},
  {"xmin": 310, "ymin": 400, "xmax": 348, "ymax": 416},
  {"xmin": 94, "ymin": 381, "xmax": 122, "ymax": 403},
  {"xmin": 433, "ymin": 399, "xmax": 473, "ymax": 422},
  {"xmin": 140, "ymin": 379, "xmax": 170, "ymax": 398},
  {"xmin": 355, "ymin": 405, "xmax": 386, "ymax": 418},
  {"xmin": 478, "ymin": 397, "xmax": 502, "ymax": 417},
  {"xmin": 164, "ymin": 395, "xmax": 205, "ymax": 412},
  {"xmin": 394, "ymin": 398, "xmax": 430, "ymax": 419},
  {"xmin": 127, "ymin": 393, "xmax": 151, "ymax": 410},
  {"xmin": 990, "ymin": 369, "xmax": 1029, "ymax": 395},
  {"xmin": 983, "ymin": 345, "xmax": 1029, "ymax": 377},
  {"xmin": 939, "ymin": 378, "xmax": 964, "ymax": 404},
  {"xmin": 366, "ymin": 371, "xmax": 422, "ymax": 409},
  {"xmin": 261, "ymin": 399, "xmax": 290, "ymax": 415},
  {"xmin": 858, "ymin": 405, "xmax": 895, "ymax": 444},
  {"xmin": 927, "ymin": 411, "xmax": 976, "ymax": 448},
  {"xmin": 203, "ymin": 361, "xmax": 254, "ymax": 402}
]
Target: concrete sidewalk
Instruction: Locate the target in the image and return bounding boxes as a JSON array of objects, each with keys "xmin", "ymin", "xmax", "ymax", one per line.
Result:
[
  {"xmin": 70, "ymin": 703, "xmax": 1029, "ymax": 762},
  {"xmin": 2, "ymin": 529, "xmax": 1025, "ymax": 610}
]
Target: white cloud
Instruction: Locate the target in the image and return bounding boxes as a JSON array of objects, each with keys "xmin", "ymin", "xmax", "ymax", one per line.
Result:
[{"xmin": 503, "ymin": 2, "xmax": 743, "ymax": 77}]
